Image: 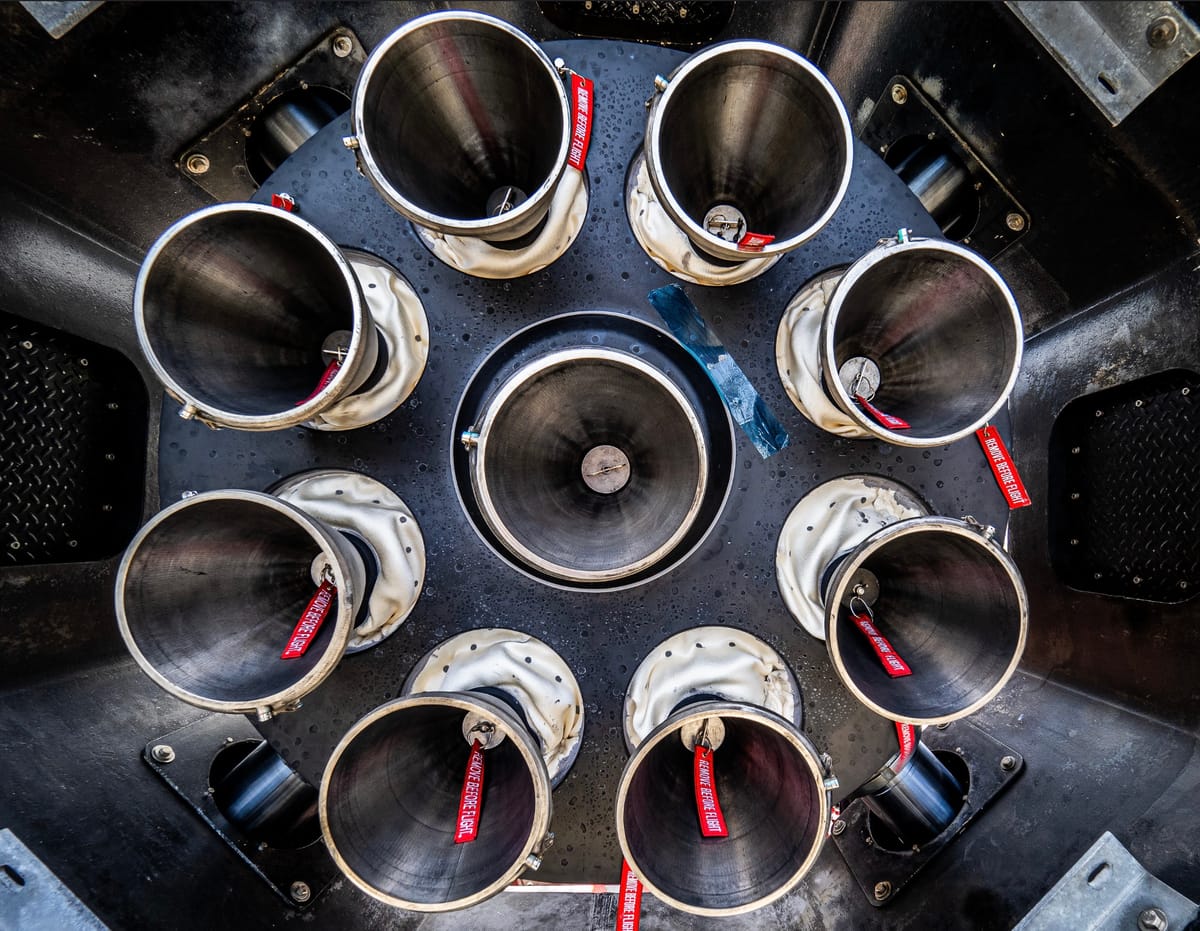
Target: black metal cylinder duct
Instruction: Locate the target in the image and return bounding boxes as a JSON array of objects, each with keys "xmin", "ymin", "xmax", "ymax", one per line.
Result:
[
  {"xmin": 212, "ymin": 740, "xmax": 320, "ymax": 849},
  {"xmin": 616, "ymin": 700, "xmax": 830, "ymax": 916},
  {"xmin": 466, "ymin": 348, "xmax": 709, "ymax": 583},
  {"xmin": 821, "ymin": 238, "xmax": 1022, "ymax": 446},
  {"xmin": 320, "ymin": 692, "xmax": 552, "ymax": 912},
  {"xmin": 861, "ymin": 742, "xmax": 965, "ymax": 848},
  {"xmin": 115, "ymin": 490, "xmax": 364, "ymax": 719},
  {"xmin": 644, "ymin": 40, "xmax": 853, "ymax": 262},
  {"xmin": 134, "ymin": 203, "xmax": 378, "ymax": 431},
  {"xmin": 351, "ymin": 11, "xmax": 570, "ymax": 242},
  {"xmin": 825, "ymin": 518, "xmax": 1028, "ymax": 725}
]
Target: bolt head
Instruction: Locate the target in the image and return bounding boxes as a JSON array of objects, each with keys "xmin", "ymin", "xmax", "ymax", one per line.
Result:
[
  {"xmin": 1138, "ymin": 906, "xmax": 1169, "ymax": 931},
  {"xmin": 1147, "ymin": 16, "xmax": 1179, "ymax": 49},
  {"xmin": 185, "ymin": 153, "xmax": 210, "ymax": 175},
  {"xmin": 891, "ymin": 83, "xmax": 908, "ymax": 105},
  {"xmin": 289, "ymin": 881, "xmax": 312, "ymax": 904},
  {"xmin": 874, "ymin": 880, "xmax": 892, "ymax": 901},
  {"xmin": 1000, "ymin": 754, "xmax": 1017, "ymax": 771},
  {"xmin": 1006, "ymin": 212, "xmax": 1026, "ymax": 232},
  {"xmin": 832, "ymin": 818, "xmax": 847, "ymax": 836},
  {"xmin": 150, "ymin": 744, "xmax": 175, "ymax": 764},
  {"xmin": 331, "ymin": 35, "xmax": 353, "ymax": 58}
]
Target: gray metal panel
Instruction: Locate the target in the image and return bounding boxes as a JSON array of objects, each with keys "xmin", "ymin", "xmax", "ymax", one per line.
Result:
[
  {"xmin": 1007, "ymin": 1, "xmax": 1200, "ymax": 124},
  {"xmin": 1014, "ymin": 831, "xmax": 1198, "ymax": 930},
  {"xmin": 0, "ymin": 829, "xmax": 107, "ymax": 931}
]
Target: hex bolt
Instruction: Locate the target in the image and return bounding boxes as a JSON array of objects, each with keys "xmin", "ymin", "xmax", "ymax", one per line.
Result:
[
  {"xmin": 289, "ymin": 881, "xmax": 312, "ymax": 904},
  {"xmin": 331, "ymin": 35, "xmax": 354, "ymax": 58},
  {"xmin": 1006, "ymin": 212, "xmax": 1026, "ymax": 232},
  {"xmin": 1138, "ymin": 907, "xmax": 1169, "ymax": 931},
  {"xmin": 831, "ymin": 819, "xmax": 847, "ymax": 836},
  {"xmin": 1146, "ymin": 16, "xmax": 1179, "ymax": 49},
  {"xmin": 185, "ymin": 153, "xmax": 211, "ymax": 175},
  {"xmin": 891, "ymin": 83, "xmax": 908, "ymax": 105},
  {"xmin": 1000, "ymin": 755, "xmax": 1017, "ymax": 772},
  {"xmin": 150, "ymin": 744, "xmax": 176, "ymax": 764},
  {"xmin": 874, "ymin": 880, "xmax": 892, "ymax": 901}
]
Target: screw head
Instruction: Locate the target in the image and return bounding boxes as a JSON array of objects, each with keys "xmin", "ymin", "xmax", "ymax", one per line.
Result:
[
  {"xmin": 832, "ymin": 818, "xmax": 847, "ymax": 836},
  {"xmin": 1006, "ymin": 212, "xmax": 1026, "ymax": 232},
  {"xmin": 331, "ymin": 35, "xmax": 353, "ymax": 58},
  {"xmin": 289, "ymin": 881, "xmax": 312, "ymax": 904},
  {"xmin": 1147, "ymin": 16, "xmax": 1179, "ymax": 49},
  {"xmin": 150, "ymin": 744, "xmax": 175, "ymax": 764},
  {"xmin": 1000, "ymin": 755, "xmax": 1017, "ymax": 772},
  {"xmin": 185, "ymin": 153, "xmax": 210, "ymax": 175},
  {"xmin": 1138, "ymin": 906, "xmax": 1169, "ymax": 931},
  {"xmin": 891, "ymin": 83, "xmax": 908, "ymax": 105},
  {"xmin": 874, "ymin": 880, "xmax": 892, "ymax": 901}
]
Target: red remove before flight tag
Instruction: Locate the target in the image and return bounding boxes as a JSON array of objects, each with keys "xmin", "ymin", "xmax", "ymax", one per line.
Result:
[
  {"xmin": 976, "ymin": 425, "xmax": 1032, "ymax": 509},
  {"xmin": 454, "ymin": 739, "xmax": 485, "ymax": 844},
  {"xmin": 894, "ymin": 722, "xmax": 917, "ymax": 768},
  {"xmin": 270, "ymin": 192, "xmax": 296, "ymax": 212},
  {"xmin": 295, "ymin": 359, "xmax": 341, "ymax": 407},
  {"xmin": 280, "ymin": 579, "xmax": 336, "ymax": 659},
  {"xmin": 693, "ymin": 745, "xmax": 729, "ymax": 838},
  {"xmin": 616, "ymin": 860, "xmax": 643, "ymax": 931},
  {"xmin": 737, "ymin": 231, "xmax": 775, "ymax": 252},
  {"xmin": 567, "ymin": 73, "xmax": 594, "ymax": 170},
  {"xmin": 856, "ymin": 394, "xmax": 911, "ymax": 430},
  {"xmin": 851, "ymin": 613, "xmax": 912, "ymax": 678}
]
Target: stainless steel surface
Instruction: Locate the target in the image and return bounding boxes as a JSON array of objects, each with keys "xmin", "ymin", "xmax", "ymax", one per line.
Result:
[
  {"xmin": 644, "ymin": 40, "xmax": 853, "ymax": 261},
  {"xmin": 0, "ymin": 829, "xmax": 107, "ymax": 930},
  {"xmin": 861, "ymin": 742, "xmax": 964, "ymax": 847},
  {"xmin": 320, "ymin": 691, "xmax": 553, "ymax": 912},
  {"xmin": 350, "ymin": 11, "xmax": 570, "ymax": 241},
  {"xmin": 821, "ymin": 237, "xmax": 1023, "ymax": 446},
  {"xmin": 1013, "ymin": 831, "xmax": 1199, "ymax": 930},
  {"xmin": 826, "ymin": 517, "xmax": 1029, "ymax": 725},
  {"xmin": 615, "ymin": 700, "xmax": 830, "ymax": 917},
  {"xmin": 116, "ymin": 490, "xmax": 363, "ymax": 718},
  {"xmin": 1007, "ymin": 1, "xmax": 1200, "ymax": 124},
  {"xmin": 467, "ymin": 348, "xmax": 708, "ymax": 583},
  {"xmin": 134, "ymin": 203, "xmax": 378, "ymax": 431}
]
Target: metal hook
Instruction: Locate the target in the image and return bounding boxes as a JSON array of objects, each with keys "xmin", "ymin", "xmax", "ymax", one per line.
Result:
[
  {"xmin": 849, "ymin": 595, "xmax": 873, "ymax": 620},
  {"xmin": 696, "ymin": 717, "xmax": 712, "ymax": 751}
]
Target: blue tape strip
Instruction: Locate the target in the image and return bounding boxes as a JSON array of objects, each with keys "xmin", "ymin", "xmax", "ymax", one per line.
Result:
[{"xmin": 647, "ymin": 284, "xmax": 789, "ymax": 459}]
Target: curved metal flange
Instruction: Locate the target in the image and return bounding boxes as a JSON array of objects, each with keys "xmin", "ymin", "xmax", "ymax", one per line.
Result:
[
  {"xmin": 415, "ymin": 167, "xmax": 589, "ymax": 280},
  {"xmin": 273, "ymin": 469, "xmax": 425, "ymax": 652},
  {"xmin": 775, "ymin": 267, "xmax": 873, "ymax": 438},
  {"xmin": 626, "ymin": 152, "xmax": 778, "ymax": 287},
  {"xmin": 307, "ymin": 251, "xmax": 429, "ymax": 431},
  {"xmin": 403, "ymin": 629, "xmax": 584, "ymax": 787},
  {"xmin": 776, "ymin": 476, "xmax": 929, "ymax": 641},
  {"xmin": 622, "ymin": 626, "xmax": 802, "ymax": 752}
]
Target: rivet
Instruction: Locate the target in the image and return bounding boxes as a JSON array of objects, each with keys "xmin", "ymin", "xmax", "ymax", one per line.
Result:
[
  {"xmin": 1006, "ymin": 212, "xmax": 1026, "ymax": 232},
  {"xmin": 891, "ymin": 83, "xmax": 908, "ymax": 105},
  {"xmin": 331, "ymin": 35, "xmax": 353, "ymax": 58},
  {"xmin": 150, "ymin": 744, "xmax": 175, "ymax": 764}
]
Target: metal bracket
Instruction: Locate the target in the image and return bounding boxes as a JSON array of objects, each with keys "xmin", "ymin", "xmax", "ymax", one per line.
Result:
[
  {"xmin": 832, "ymin": 719, "xmax": 1024, "ymax": 907},
  {"xmin": 177, "ymin": 27, "xmax": 367, "ymax": 200},
  {"xmin": 859, "ymin": 75, "xmax": 1029, "ymax": 258},
  {"xmin": 0, "ymin": 829, "xmax": 107, "ymax": 930},
  {"xmin": 1008, "ymin": 1, "xmax": 1200, "ymax": 125},
  {"xmin": 1013, "ymin": 831, "xmax": 1198, "ymax": 930},
  {"xmin": 142, "ymin": 715, "xmax": 338, "ymax": 910}
]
